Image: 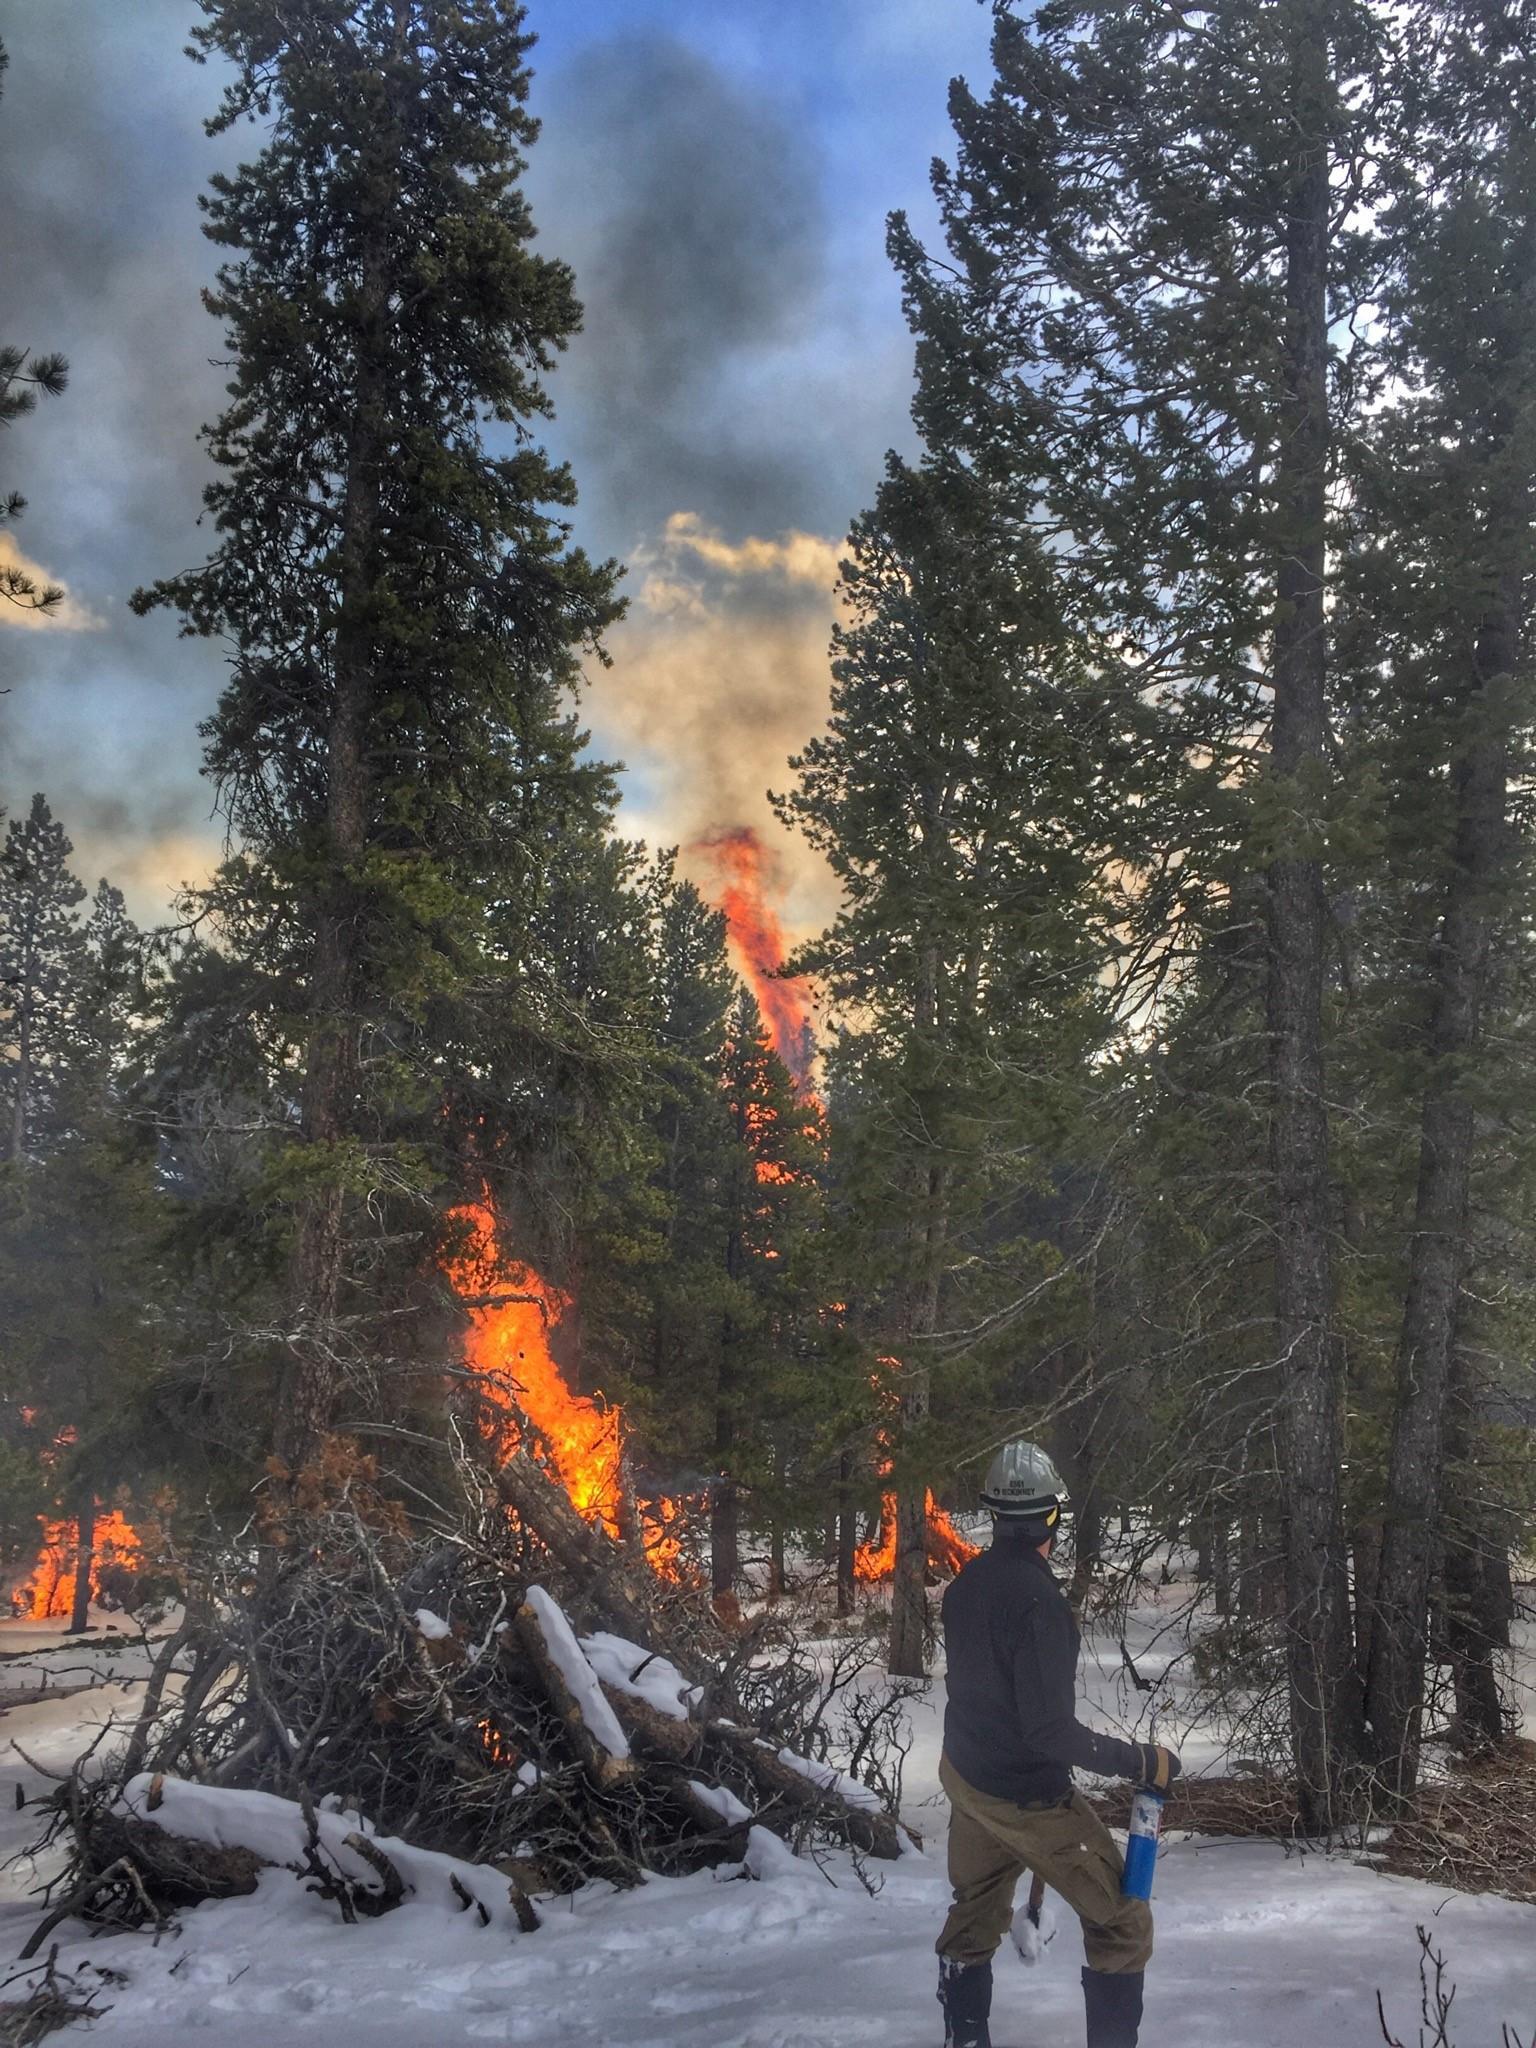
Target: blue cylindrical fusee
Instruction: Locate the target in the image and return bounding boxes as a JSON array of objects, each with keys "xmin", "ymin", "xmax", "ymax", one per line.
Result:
[{"xmin": 1120, "ymin": 1787, "xmax": 1165, "ymax": 1900}]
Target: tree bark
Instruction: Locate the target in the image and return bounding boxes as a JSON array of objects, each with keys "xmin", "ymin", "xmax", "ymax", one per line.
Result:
[
  {"xmin": 835, "ymin": 1450, "xmax": 858, "ymax": 1619},
  {"xmin": 889, "ymin": 902, "xmax": 949, "ymax": 1680},
  {"xmin": 768, "ymin": 1511, "xmax": 786, "ymax": 1604},
  {"xmin": 710, "ymin": 1368, "xmax": 739, "ymax": 1616},
  {"xmin": 889, "ymin": 1161, "xmax": 945, "ymax": 1679},
  {"xmin": 1352, "ymin": 1519, "xmax": 1381, "ymax": 1683},
  {"xmin": 1363, "ymin": 592, "xmax": 1513, "ymax": 1795},
  {"xmin": 275, "ymin": 24, "xmax": 402, "ymax": 1481},
  {"xmin": 7, "ymin": 972, "xmax": 30, "ymax": 1164},
  {"xmin": 1441, "ymin": 1349, "xmax": 1513, "ymax": 1750},
  {"xmin": 1267, "ymin": 0, "xmax": 1364, "ymax": 1829},
  {"xmin": 65, "ymin": 1492, "xmax": 94, "ymax": 1636}
]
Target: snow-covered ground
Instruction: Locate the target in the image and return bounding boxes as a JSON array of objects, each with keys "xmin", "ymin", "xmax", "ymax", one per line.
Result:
[
  {"xmin": 0, "ymin": 1612, "xmax": 174, "ymax": 1701},
  {"xmin": 0, "ymin": 1599, "xmax": 1531, "ymax": 2047}
]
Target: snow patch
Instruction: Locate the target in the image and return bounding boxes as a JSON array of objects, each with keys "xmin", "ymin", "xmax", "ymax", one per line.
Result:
[
  {"xmin": 689, "ymin": 1780, "xmax": 753, "ymax": 1826},
  {"xmin": 580, "ymin": 1628, "xmax": 703, "ymax": 1721},
  {"xmin": 744, "ymin": 1825, "xmax": 819, "ymax": 1883},
  {"xmin": 412, "ymin": 1609, "xmax": 451, "ymax": 1642}
]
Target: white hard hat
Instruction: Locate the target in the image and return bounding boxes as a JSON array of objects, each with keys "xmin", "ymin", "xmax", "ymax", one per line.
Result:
[{"xmin": 980, "ymin": 1440, "xmax": 1066, "ymax": 1519}]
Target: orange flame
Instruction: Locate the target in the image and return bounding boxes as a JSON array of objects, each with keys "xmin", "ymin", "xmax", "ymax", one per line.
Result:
[
  {"xmin": 852, "ymin": 1492, "xmax": 979, "ymax": 1583},
  {"xmin": 445, "ymin": 1201, "xmax": 682, "ymax": 1576},
  {"xmin": 849, "ymin": 1358, "xmax": 979, "ymax": 1585},
  {"xmin": 18, "ymin": 1509, "xmax": 142, "ymax": 1620},
  {"xmin": 693, "ymin": 827, "xmax": 815, "ymax": 1087}
]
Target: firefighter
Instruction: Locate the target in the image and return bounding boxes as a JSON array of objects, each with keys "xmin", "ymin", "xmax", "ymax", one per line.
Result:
[{"xmin": 935, "ymin": 1441, "xmax": 1179, "ymax": 2048}]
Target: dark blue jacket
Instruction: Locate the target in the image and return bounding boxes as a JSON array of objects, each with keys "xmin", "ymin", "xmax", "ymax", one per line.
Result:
[{"xmin": 941, "ymin": 1526, "xmax": 1143, "ymax": 1805}]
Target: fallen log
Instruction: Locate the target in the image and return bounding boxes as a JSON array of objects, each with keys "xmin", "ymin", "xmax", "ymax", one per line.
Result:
[
  {"xmin": 711, "ymin": 1725, "xmax": 909, "ymax": 1861},
  {"xmin": 599, "ymin": 1682, "xmax": 702, "ymax": 1765},
  {"xmin": 80, "ymin": 1809, "xmax": 264, "ymax": 1906},
  {"xmin": 49, "ymin": 1776, "xmax": 544, "ymax": 1944},
  {"xmin": 513, "ymin": 1589, "xmax": 635, "ymax": 1792},
  {"xmin": 496, "ymin": 1454, "xmax": 663, "ymax": 1642},
  {"xmin": 600, "ymin": 1679, "xmax": 908, "ymax": 1861}
]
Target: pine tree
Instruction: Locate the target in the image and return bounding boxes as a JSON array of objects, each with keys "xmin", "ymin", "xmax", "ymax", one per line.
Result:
[
  {"xmin": 781, "ymin": 452, "xmax": 1140, "ymax": 1673},
  {"xmin": 625, "ymin": 880, "xmax": 738, "ymax": 1466},
  {"xmin": 710, "ymin": 987, "xmax": 826, "ymax": 1611},
  {"xmin": 1339, "ymin": 0, "xmax": 1536, "ymax": 1791},
  {"xmin": 133, "ymin": 1, "xmax": 622, "ymax": 1486},
  {"xmin": 893, "ymin": 0, "xmax": 1387, "ymax": 1816},
  {"xmin": 0, "ymin": 795, "xmax": 86, "ymax": 1161},
  {"xmin": 0, "ymin": 821, "xmax": 156, "ymax": 1634}
]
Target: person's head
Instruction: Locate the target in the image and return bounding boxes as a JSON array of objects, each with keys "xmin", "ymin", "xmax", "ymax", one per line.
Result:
[{"xmin": 980, "ymin": 1439, "xmax": 1067, "ymax": 1554}]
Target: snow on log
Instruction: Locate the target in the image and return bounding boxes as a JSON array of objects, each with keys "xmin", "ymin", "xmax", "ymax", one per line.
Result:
[
  {"xmin": 515, "ymin": 1586, "xmax": 634, "ymax": 1788},
  {"xmin": 581, "ymin": 1629, "xmax": 703, "ymax": 1721},
  {"xmin": 689, "ymin": 1780, "xmax": 752, "ymax": 1826},
  {"xmin": 118, "ymin": 1775, "xmax": 536, "ymax": 1932},
  {"xmin": 774, "ymin": 1745, "xmax": 886, "ymax": 1814},
  {"xmin": 710, "ymin": 1728, "xmax": 911, "ymax": 1860}
]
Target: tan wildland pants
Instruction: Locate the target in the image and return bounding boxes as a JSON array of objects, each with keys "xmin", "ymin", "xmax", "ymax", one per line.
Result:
[{"xmin": 936, "ymin": 1754, "xmax": 1153, "ymax": 1975}]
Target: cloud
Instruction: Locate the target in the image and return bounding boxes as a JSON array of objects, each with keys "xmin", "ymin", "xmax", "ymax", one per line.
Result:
[
  {"xmin": 528, "ymin": 35, "xmax": 834, "ymax": 549},
  {"xmin": 0, "ymin": 5, "xmax": 234, "ymax": 914},
  {"xmin": 640, "ymin": 513, "xmax": 843, "ymax": 596},
  {"xmin": 588, "ymin": 509, "xmax": 843, "ymax": 942},
  {"xmin": 0, "ymin": 534, "xmax": 104, "ymax": 632}
]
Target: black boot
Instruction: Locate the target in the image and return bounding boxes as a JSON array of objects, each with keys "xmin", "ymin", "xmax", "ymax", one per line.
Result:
[
  {"xmin": 1082, "ymin": 1966, "xmax": 1144, "ymax": 2048},
  {"xmin": 937, "ymin": 1957, "xmax": 992, "ymax": 2048}
]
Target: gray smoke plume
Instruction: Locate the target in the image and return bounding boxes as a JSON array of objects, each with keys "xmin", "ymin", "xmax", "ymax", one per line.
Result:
[
  {"xmin": 0, "ymin": 3, "xmax": 232, "ymax": 914},
  {"xmin": 528, "ymin": 34, "xmax": 841, "ymax": 548}
]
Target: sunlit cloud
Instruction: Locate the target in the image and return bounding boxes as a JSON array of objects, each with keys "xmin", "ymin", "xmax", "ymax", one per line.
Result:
[
  {"xmin": 641, "ymin": 511, "xmax": 843, "ymax": 594},
  {"xmin": 70, "ymin": 826, "xmax": 220, "ymax": 929},
  {"xmin": 0, "ymin": 534, "xmax": 104, "ymax": 633},
  {"xmin": 591, "ymin": 509, "xmax": 844, "ymax": 944}
]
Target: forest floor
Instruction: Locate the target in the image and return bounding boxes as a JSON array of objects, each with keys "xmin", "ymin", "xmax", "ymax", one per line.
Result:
[{"xmin": 0, "ymin": 1582, "xmax": 1531, "ymax": 2048}]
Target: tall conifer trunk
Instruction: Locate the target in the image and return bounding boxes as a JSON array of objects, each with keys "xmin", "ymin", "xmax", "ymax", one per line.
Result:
[
  {"xmin": 1364, "ymin": 580, "xmax": 1517, "ymax": 1793},
  {"xmin": 1442, "ymin": 1343, "xmax": 1513, "ymax": 1749},
  {"xmin": 710, "ymin": 1408, "xmax": 740, "ymax": 1615},
  {"xmin": 1442, "ymin": 1475, "xmax": 1513, "ymax": 1746},
  {"xmin": 1268, "ymin": 0, "xmax": 1364, "ymax": 1828},
  {"xmin": 889, "ymin": 920, "xmax": 947, "ymax": 1680},
  {"xmin": 888, "ymin": 1182, "xmax": 942, "ymax": 1678},
  {"xmin": 7, "ymin": 990, "xmax": 29, "ymax": 1164},
  {"xmin": 835, "ymin": 1449, "xmax": 858, "ymax": 1618},
  {"xmin": 65, "ymin": 1492, "xmax": 94, "ymax": 1637},
  {"xmin": 276, "ymin": 33, "xmax": 398, "ymax": 1480}
]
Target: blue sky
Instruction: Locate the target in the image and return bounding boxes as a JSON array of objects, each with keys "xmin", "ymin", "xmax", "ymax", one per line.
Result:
[{"xmin": 0, "ymin": 0, "xmax": 994, "ymax": 927}]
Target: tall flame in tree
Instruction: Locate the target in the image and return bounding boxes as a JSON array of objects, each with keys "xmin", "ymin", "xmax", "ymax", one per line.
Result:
[
  {"xmin": 692, "ymin": 827, "xmax": 815, "ymax": 1089},
  {"xmin": 695, "ymin": 833, "xmax": 976, "ymax": 1588},
  {"xmin": 444, "ymin": 1201, "xmax": 681, "ymax": 1574}
]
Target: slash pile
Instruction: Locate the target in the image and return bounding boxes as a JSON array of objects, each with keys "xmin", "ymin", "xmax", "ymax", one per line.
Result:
[{"xmin": 28, "ymin": 1444, "xmax": 917, "ymax": 1950}]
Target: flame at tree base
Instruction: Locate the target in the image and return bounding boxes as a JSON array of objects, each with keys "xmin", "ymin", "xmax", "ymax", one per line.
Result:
[
  {"xmin": 854, "ymin": 1492, "xmax": 980, "ymax": 1584},
  {"xmin": 17, "ymin": 1508, "xmax": 142, "ymax": 1621}
]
